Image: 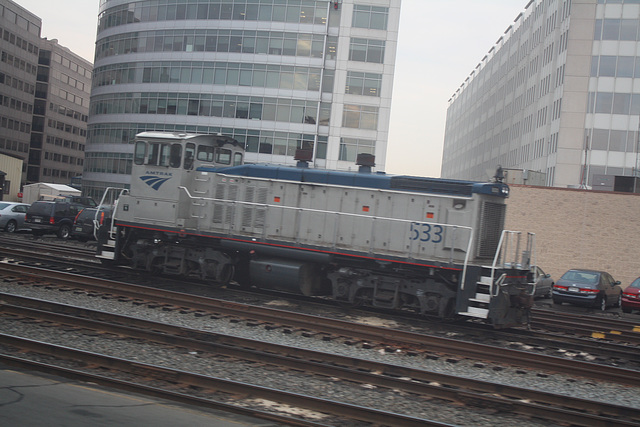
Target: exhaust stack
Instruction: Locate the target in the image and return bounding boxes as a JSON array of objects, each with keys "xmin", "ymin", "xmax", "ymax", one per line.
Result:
[
  {"xmin": 356, "ymin": 153, "xmax": 375, "ymax": 173},
  {"xmin": 294, "ymin": 149, "xmax": 313, "ymax": 168}
]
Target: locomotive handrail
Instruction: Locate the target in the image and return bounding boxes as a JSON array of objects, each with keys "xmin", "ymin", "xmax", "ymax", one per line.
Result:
[
  {"xmin": 487, "ymin": 230, "xmax": 536, "ymax": 296},
  {"xmin": 96, "ymin": 187, "xmax": 128, "ymax": 240},
  {"xmin": 178, "ymin": 186, "xmax": 475, "ymax": 266},
  {"xmin": 458, "ymin": 232, "xmax": 474, "ymax": 291}
]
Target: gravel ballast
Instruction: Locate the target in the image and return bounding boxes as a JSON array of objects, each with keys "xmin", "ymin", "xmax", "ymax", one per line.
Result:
[{"xmin": 0, "ymin": 279, "xmax": 638, "ymax": 426}]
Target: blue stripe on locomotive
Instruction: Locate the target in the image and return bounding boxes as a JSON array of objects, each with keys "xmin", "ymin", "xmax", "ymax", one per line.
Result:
[{"xmin": 197, "ymin": 164, "xmax": 509, "ymax": 198}]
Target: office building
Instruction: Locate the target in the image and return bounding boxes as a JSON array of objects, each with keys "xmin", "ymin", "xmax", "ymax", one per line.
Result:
[
  {"xmin": 442, "ymin": 0, "xmax": 640, "ymax": 188},
  {"xmin": 30, "ymin": 38, "xmax": 91, "ymax": 185},
  {"xmin": 0, "ymin": 0, "xmax": 91, "ymax": 191},
  {"xmin": 0, "ymin": 0, "xmax": 39, "ymax": 190},
  {"xmin": 84, "ymin": 0, "xmax": 401, "ymax": 199}
]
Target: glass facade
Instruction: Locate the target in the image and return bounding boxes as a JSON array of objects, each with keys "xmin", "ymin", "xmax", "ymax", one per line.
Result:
[
  {"xmin": 98, "ymin": 1, "xmax": 329, "ymax": 31},
  {"xmin": 95, "ymin": 29, "xmax": 337, "ymax": 60},
  {"xmin": 85, "ymin": 0, "xmax": 400, "ymax": 198},
  {"xmin": 441, "ymin": 0, "xmax": 640, "ymax": 188}
]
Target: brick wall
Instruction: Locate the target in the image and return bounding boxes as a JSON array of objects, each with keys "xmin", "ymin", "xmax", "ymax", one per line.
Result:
[{"xmin": 505, "ymin": 185, "xmax": 640, "ymax": 286}]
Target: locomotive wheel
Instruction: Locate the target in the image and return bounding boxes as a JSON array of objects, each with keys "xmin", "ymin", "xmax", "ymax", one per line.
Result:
[
  {"xmin": 149, "ymin": 257, "xmax": 164, "ymax": 275},
  {"xmin": 233, "ymin": 259, "xmax": 252, "ymax": 289},
  {"xmin": 219, "ymin": 264, "xmax": 235, "ymax": 285},
  {"xmin": 353, "ymin": 289, "xmax": 373, "ymax": 307}
]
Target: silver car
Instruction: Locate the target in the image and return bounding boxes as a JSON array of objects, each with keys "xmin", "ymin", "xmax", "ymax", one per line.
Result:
[
  {"xmin": 0, "ymin": 202, "xmax": 30, "ymax": 233},
  {"xmin": 532, "ymin": 266, "xmax": 553, "ymax": 299}
]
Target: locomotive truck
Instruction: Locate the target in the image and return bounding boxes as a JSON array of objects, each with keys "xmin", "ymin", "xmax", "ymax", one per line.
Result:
[{"xmin": 96, "ymin": 132, "xmax": 536, "ymax": 328}]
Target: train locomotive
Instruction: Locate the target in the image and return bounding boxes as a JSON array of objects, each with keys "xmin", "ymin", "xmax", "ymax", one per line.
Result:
[{"xmin": 96, "ymin": 132, "xmax": 536, "ymax": 328}]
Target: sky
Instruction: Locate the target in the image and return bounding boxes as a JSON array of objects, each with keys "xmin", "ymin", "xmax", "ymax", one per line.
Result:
[{"xmin": 15, "ymin": 0, "xmax": 528, "ymax": 177}]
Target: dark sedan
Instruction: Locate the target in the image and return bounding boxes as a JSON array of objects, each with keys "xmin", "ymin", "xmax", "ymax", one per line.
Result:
[
  {"xmin": 552, "ymin": 269, "xmax": 622, "ymax": 311},
  {"xmin": 622, "ymin": 278, "xmax": 640, "ymax": 314}
]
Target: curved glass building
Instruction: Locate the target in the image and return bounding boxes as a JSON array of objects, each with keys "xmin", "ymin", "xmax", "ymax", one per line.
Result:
[{"xmin": 84, "ymin": 0, "xmax": 401, "ymax": 198}]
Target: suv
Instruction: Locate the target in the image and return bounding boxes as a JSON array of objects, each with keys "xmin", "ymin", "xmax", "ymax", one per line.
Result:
[{"xmin": 26, "ymin": 199, "xmax": 95, "ymax": 239}]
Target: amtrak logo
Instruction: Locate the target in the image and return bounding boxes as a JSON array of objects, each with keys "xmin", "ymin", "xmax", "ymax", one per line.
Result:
[{"xmin": 141, "ymin": 175, "xmax": 171, "ymax": 190}]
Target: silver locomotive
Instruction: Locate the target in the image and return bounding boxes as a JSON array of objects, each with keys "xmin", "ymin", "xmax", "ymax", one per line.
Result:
[{"xmin": 97, "ymin": 132, "xmax": 536, "ymax": 328}]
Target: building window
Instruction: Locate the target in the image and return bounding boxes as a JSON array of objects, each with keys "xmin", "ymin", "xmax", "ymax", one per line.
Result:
[
  {"xmin": 352, "ymin": 5, "xmax": 389, "ymax": 30},
  {"xmin": 342, "ymin": 105, "xmax": 379, "ymax": 130},
  {"xmin": 95, "ymin": 61, "xmax": 322, "ymax": 92},
  {"xmin": 339, "ymin": 137, "xmax": 375, "ymax": 161},
  {"xmin": 315, "ymin": 136, "xmax": 327, "ymax": 160},
  {"xmin": 98, "ymin": 2, "xmax": 328, "ymax": 32},
  {"xmin": 345, "ymin": 72, "xmax": 382, "ymax": 97},
  {"xmin": 349, "ymin": 38, "xmax": 385, "ymax": 64},
  {"xmin": 95, "ymin": 29, "xmax": 328, "ymax": 60},
  {"xmin": 90, "ymin": 92, "xmax": 321, "ymax": 126},
  {"xmin": 595, "ymin": 18, "xmax": 640, "ymax": 41}
]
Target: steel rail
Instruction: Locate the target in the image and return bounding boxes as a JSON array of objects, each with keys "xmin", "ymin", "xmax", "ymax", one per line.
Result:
[
  {"xmin": 0, "ymin": 353, "xmax": 323, "ymax": 427},
  {"xmin": 1, "ymin": 262, "xmax": 639, "ymax": 387},
  {"xmin": 2, "ymin": 236, "xmax": 639, "ymax": 348},
  {"xmin": 531, "ymin": 309, "xmax": 640, "ymax": 344},
  {"xmin": 2, "ymin": 292, "xmax": 638, "ymax": 426},
  {"xmin": 0, "ymin": 334, "xmax": 446, "ymax": 427}
]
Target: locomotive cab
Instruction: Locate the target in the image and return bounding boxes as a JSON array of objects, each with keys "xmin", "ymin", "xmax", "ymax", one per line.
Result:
[
  {"xmin": 130, "ymin": 132, "xmax": 243, "ymax": 200},
  {"xmin": 115, "ymin": 132, "xmax": 245, "ymax": 229}
]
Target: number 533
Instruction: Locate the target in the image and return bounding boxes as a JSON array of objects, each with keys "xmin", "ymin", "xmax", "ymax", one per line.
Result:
[{"xmin": 409, "ymin": 222, "xmax": 443, "ymax": 243}]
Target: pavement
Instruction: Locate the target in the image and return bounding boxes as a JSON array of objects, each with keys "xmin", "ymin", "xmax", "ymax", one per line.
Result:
[{"xmin": 0, "ymin": 363, "xmax": 280, "ymax": 426}]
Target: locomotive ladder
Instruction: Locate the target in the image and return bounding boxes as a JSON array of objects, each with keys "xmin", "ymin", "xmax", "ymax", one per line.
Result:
[{"xmin": 458, "ymin": 230, "xmax": 535, "ymax": 320}]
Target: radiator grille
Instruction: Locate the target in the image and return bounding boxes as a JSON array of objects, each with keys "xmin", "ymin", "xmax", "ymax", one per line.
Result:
[
  {"xmin": 212, "ymin": 183, "xmax": 237, "ymax": 224},
  {"xmin": 476, "ymin": 201, "xmax": 505, "ymax": 258},
  {"xmin": 212, "ymin": 183, "xmax": 225, "ymax": 224},
  {"xmin": 241, "ymin": 186, "xmax": 255, "ymax": 227},
  {"xmin": 225, "ymin": 184, "xmax": 237, "ymax": 224},
  {"xmin": 255, "ymin": 187, "xmax": 268, "ymax": 228}
]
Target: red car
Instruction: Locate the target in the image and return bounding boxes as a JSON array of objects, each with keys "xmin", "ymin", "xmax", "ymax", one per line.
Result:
[{"xmin": 622, "ymin": 278, "xmax": 640, "ymax": 314}]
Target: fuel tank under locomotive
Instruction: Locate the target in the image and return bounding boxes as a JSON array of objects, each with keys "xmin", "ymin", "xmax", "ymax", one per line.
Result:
[{"xmin": 248, "ymin": 258, "xmax": 330, "ymax": 296}]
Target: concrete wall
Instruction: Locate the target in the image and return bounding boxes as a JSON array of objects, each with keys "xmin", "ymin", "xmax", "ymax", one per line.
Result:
[{"xmin": 505, "ymin": 185, "xmax": 640, "ymax": 286}]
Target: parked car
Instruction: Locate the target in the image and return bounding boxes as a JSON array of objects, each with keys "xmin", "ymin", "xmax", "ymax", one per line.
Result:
[
  {"xmin": 622, "ymin": 278, "xmax": 640, "ymax": 314},
  {"xmin": 0, "ymin": 202, "xmax": 30, "ymax": 233},
  {"xmin": 552, "ymin": 269, "xmax": 622, "ymax": 310},
  {"xmin": 25, "ymin": 200, "xmax": 92, "ymax": 239},
  {"xmin": 531, "ymin": 266, "xmax": 553, "ymax": 299},
  {"xmin": 72, "ymin": 206, "xmax": 112, "ymax": 242}
]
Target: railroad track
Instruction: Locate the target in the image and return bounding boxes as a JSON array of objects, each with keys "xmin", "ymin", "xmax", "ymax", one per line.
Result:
[
  {"xmin": 2, "ymin": 292, "xmax": 639, "ymax": 426},
  {"xmin": 1, "ymin": 237, "xmax": 639, "ymax": 369},
  {"xmin": 2, "ymin": 233, "xmax": 640, "ymax": 339},
  {"xmin": 0, "ymin": 234, "xmax": 97, "ymax": 261},
  {"xmin": 1, "ymin": 261, "xmax": 639, "ymax": 385},
  {"xmin": 531, "ymin": 308, "xmax": 640, "ymax": 344},
  {"xmin": 0, "ymin": 336, "xmax": 436, "ymax": 427}
]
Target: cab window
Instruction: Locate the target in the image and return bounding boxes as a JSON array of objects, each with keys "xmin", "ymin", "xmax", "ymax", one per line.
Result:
[
  {"xmin": 169, "ymin": 143, "xmax": 182, "ymax": 168},
  {"xmin": 233, "ymin": 152, "xmax": 243, "ymax": 166},
  {"xmin": 134, "ymin": 141, "xmax": 146, "ymax": 165},
  {"xmin": 197, "ymin": 145, "xmax": 214, "ymax": 162},
  {"xmin": 184, "ymin": 143, "xmax": 196, "ymax": 169},
  {"xmin": 148, "ymin": 143, "xmax": 172, "ymax": 166},
  {"xmin": 215, "ymin": 148, "xmax": 231, "ymax": 165}
]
